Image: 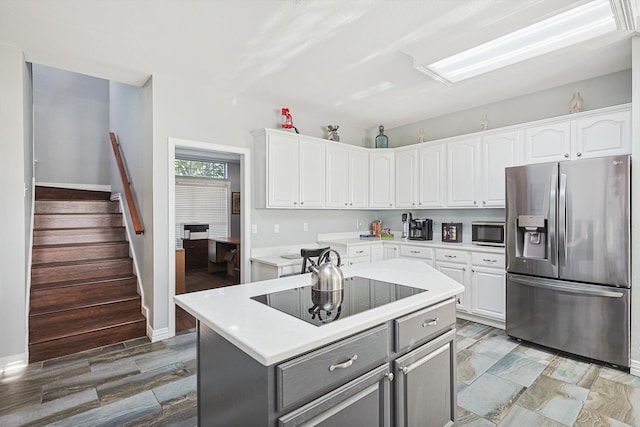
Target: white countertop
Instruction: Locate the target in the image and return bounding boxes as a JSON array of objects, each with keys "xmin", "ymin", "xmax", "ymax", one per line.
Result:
[{"xmin": 174, "ymin": 258, "xmax": 464, "ymax": 366}]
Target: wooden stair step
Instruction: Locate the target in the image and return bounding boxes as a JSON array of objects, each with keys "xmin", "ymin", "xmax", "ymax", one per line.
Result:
[
  {"xmin": 34, "ymin": 213, "xmax": 123, "ymax": 229},
  {"xmin": 31, "ymin": 258, "xmax": 133, "ymax": 285},
  {"xmin": 29, "ymin": 319, "xmax": 146, "ymax": 363},
  {"xmin": 29, "ymin": 297, "xmax": 144, "ymax": 344},
  {"xmin": 33, "ymin": 227, "xmax": 126, "ymax": 246},
  {"xmin": 32, "ymin": 241, "xmax": 130, "ymax": 264},
  {"xmin": 35, "ymin": 186, "xmax": 111, "ymax": 201},
  {"xmin": 35, "ymin": 200, "xmax": 121, "ymax": 214},
  {"xmin": 30, "ymin": 276, "xmax": 138, "ymax": 315}
]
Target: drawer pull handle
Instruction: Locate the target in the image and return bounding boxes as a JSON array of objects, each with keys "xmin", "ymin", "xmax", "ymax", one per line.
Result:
[
  {"xmin": 329, "ymin": 354, "xmax": 358, "ymax": 371},
  {"xmin": 401, "ymin": 366, "xmax": 409, "ymax": 375},
  {"xmin": 445, "ymin": 254, "xmax": 457, "ymax": 259},
  {"xmin": 356, "ymin": 250, "xmax": 364, "ymax": 254},
  {"xmin": 483, "ymin": 258, "xmax": 498, "ymax": 263},
  {"xmin": 422, "ymin": 317, "xmax": 439, "ymax": 327},
  {"xmin": 410, "ymin": 250, "xmax": 420, "ymax": 254}
]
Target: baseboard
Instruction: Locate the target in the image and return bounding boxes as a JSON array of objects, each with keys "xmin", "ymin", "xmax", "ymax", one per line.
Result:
[
  {"xmin": 630, "ymin": 359, "xmax": 640, "ymax": 377},
  {"xmin": 147, "ymin": 325, "xmax": 170, "ymax": 342},
  {"xmin": 1, "ymin": 352, "xmax": 28, "ymax": 374},
  {"xmin": 457, "ymin": 312, "xmax": 505, "ymax": 330},
  {"xmin": 36, "ymin": 182, "xmax": 111, "ymax": 192}
]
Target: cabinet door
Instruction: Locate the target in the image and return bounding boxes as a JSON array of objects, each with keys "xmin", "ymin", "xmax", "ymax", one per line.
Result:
[
  {"xmin": 481, "ymin": 131, "xmax": 520, "ymax": 207},
  {"xmin": 523, "ymin": 121, "xmax": 571, "ymax": 164},
  {"xmin": 573, "ymin": 109, "xmax": 631, "ymax": 159},
  {"xmin": 371, "ymin": 244, "xmax": 384, "ymax": 262},
  {"xmin": 471, "ymin": 266, "xmax": 506, "ymax": 321},
  {"xmin": 436, "ymin": 261, "xmax": 468, "ymax": 312},
  {"xmin": 418, "ymin": 143, "xmax": 446, "ymax": 208},
  {"xmin": 383, "ymin": 244, "xmax": 399, "ymax": 260},
  {"xmin": 278, "ymin": 364, "xmax": 391, "ymax": 427},
  {"xmin": 446, "ymin": 138, "xmax": 480, "ymax": 207},
  {"xmin": 349, "ymin": 148, "xmax": 369, "ymax": 208},
  {"xmin": 325, "ymin": 143, "xmax": 349, "ymax": 208},
  {"xmin": 267, "ymin": 133, "xmax": 299, "ymax": 207},
  {"xmin": 299, "ymin": 138, "xmax": 326, "ymax": 208},
  {"xmin": 394, "ymin": 329, "xmax": 456, "ymax": 427},
  {"xmin": 369, "ymin": 151, "xmax": 395, "ymax": 208},
  {"xmin": 395, "ymin": 147, "xmax": 418, "ymax": 208}
]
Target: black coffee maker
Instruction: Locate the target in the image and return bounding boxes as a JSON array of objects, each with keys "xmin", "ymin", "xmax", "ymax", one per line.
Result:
[{"xmin": 409, "ymin": 218, "xmax": 433, "ymax": 240}]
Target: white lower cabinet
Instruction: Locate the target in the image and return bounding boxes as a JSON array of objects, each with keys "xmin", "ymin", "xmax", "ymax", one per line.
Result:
[
  {"xmin": 470, "ymin": 252, "xmax": 506, "ymax": 322},
  {"xmin": 435, "ymin": 249, "xmax": 469, "ymax": 313},
  {"xmin": 383, "ymin": 244, "xmax": 399, "ymax": 260}
]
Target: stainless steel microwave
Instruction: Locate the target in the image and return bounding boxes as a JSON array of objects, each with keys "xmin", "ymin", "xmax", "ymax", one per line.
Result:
[{"xmin": 471, "ymin": 221, "xmax": 505, "ymax": 247}]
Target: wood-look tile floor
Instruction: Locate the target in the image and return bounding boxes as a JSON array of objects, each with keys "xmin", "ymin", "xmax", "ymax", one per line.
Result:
[{"xmin": 2, "ymin": 319, "xmax": 638, "ymax": 426}]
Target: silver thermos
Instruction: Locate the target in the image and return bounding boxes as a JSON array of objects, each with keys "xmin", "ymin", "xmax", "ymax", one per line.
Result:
[{"xmin": 401, "ymin": 212, "xmax": 412, "ymax": 239}]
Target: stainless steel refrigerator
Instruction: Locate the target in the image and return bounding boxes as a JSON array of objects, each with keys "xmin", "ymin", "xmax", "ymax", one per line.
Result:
[{"xmin": 505, "ymin": 155, "xmax": 630, "ymax": 367}]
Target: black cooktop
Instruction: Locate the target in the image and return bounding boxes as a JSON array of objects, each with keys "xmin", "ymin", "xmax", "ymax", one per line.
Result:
[{"xmin": 251, "ymin": 276, "xmax": 426, "ymax": 326}]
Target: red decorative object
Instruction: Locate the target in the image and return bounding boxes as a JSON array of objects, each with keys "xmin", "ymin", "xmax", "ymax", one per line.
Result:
[{"xmin": 281, "ymin": 108, "xmax": 294, "ymax": 129}]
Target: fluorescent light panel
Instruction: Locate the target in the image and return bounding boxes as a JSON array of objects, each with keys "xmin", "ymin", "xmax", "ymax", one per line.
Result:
[{"xmin": 422, "ymin": 0, "xmax": 617, "ymax": 83}]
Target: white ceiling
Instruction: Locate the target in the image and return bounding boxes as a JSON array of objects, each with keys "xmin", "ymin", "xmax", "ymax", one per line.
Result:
[{"xmin": 0, "ymin": 0, "xmax": 637, "ymax": 129}]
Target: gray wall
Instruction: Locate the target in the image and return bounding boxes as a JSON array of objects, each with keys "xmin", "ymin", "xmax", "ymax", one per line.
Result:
[
  {"xmin": 33, "ymin": 64, "xmax": 111, "ymax": 186},
  {"xmin": 108, "ymin": 80, "xmax": 148, "ymax": 306},
  {"xmin": 384, "ymin": 70, "xmax": 632, "ymax": 147},
  {"xmin": 0, "ymin": 43, "xmax": 30, "ymax": 367}
]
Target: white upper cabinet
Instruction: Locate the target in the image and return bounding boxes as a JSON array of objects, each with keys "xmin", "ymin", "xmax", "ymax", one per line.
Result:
[
  {"xmin": 523, "ymin": 121, "xmax": 571, "ymax": 164},
  {"xmin": 418, "ymin": 143, "xmax": 446, "ymax": 208},
  {"xmin": 326, "ymin": 144, "xmax": 369, "ymax": 209},
  {"xmin": 480, "ymin": 130, "xmax": 521, "ymax": 207},
  {"xmin": 254, "ymin": 129, "xmax": 324, "ymax": 208},
  {"xmin": 446, "ymin": 137, "xmax": 481, "ymax": 207},
  {"xmin": 369, "ymin": 150, "xmax": 395, "ymax": 208},
  {"xmin": 348, "ymin": 147, "xmax": 369, "ymax": 208},
  {"xmin": 524, "ymin": 105, "xmax": 631, "ymax": 164},
  {"xmin": 395, "ymin": 147, "xmax": 418, "ymax": 208},
  {"xmin": 573, "ymin": 109, "xmax": 631, "ymax": 159},
  {"xmin": 299, "ymin": 138, "xmax": 326, "ymax": 208},
  {"xmin": 266, "ymin": 132, "xmax": 300, "ymax": 207}
]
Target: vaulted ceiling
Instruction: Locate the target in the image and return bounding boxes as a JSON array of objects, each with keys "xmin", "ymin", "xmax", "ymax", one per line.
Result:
[{"xmin": 0, "ymin": 0, "xmax": 636, "ymax": 128}]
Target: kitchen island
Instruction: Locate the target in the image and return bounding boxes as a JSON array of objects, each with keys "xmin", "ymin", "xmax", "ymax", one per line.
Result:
[{"xmin": 175, "ymin": 258, "xmax": 464, "ymax": 427}]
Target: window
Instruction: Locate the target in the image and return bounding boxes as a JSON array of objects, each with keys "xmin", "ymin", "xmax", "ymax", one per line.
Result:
[
  {"xmin": 175, "ymin": 177, "xmax": 230, "ymax": 246},
  {"xmin": 175, "ymin": 159, "xmax": 227, "ymax": 179}
]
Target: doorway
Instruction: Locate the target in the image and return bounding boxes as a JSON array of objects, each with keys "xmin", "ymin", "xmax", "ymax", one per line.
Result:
[{"xmin": 167, "ymin": 137, "xmax": 251, "ymax": 335}]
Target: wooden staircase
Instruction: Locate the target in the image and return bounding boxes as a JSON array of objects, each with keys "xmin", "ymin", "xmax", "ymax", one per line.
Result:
[{"xmin": 29, "ymin": 187, "xmax": 146, "ymax": 363}]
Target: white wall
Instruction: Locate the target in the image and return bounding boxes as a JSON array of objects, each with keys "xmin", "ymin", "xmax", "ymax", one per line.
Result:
[
  {"xmin": 385, "ymin": 70, "xmax": 632, "ymax": 147},
  {"xmin": 33, "ymin": 64, "xmax": 110, "ymax": 186},
  {"xmin": 0, "ymin": 43, "xmax": 30, "ymax": 370}
]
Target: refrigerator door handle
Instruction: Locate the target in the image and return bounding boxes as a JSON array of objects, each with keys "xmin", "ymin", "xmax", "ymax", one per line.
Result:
[
  {"xmin": 549, "ymin": 174, "xmax": 557, "ymax": 266},
  {"xmin": 509, "ymin": 275, "xmax": 625, "ymax": 298},
  {"xmin": 558, "ymin": 173, "xmax": 567, "ymax": 266}
]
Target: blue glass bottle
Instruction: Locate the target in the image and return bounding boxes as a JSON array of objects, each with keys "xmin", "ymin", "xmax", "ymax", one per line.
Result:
[{"xmin": 375, "ymin": 125, "xmax": 388, "ymax": 148}]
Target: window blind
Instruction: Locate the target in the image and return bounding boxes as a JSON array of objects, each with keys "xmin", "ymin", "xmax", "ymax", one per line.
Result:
[{"xmin": 175, "ymin": 177, "xmax": 230, "ymax": 244}]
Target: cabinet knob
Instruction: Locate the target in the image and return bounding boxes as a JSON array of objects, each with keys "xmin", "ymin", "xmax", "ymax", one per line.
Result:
[
  {"xmin": 389, "ymin": 203, "xmax": 392, "ymax": 207},
  {"xmin": 349, "ymin": 203, "xmax": 353, "ymax": 206},
  {"xmin": 385, "ymin": 372, "xmax": 394, "ymax": 382},
  {"xmin": 483, "ymin": 201, "xmax": 486, "ymax": 205},
  {"xmin": 293, "ymin": 201, "xmax": 297, "ymax": 205},
  {"xmin": 474, "ymin": 201, "xmax": 477, "ymax": 205},
  {"xmin": 457, "ymin": 297, "xmax": 462, "ymax": 304},
  {"xmin": 345, "ymin": 203, "xmax": 348, "ymax": 206},
  {"xmin": 577, "ymin": 152, "xmax": 582, "ymax": 157},
  {"xmin": 300, "ymin": 201, "xmax": 304, "ymax": 205},
  {"xmin": 564, "ymin": 153, "xmax": 570, "ymax": 158},
  {"xmin": 401, "ymin": 366, "xmax": 409, "ymax": 375},
  {"xmin": 412, "ymin": 202, "xmax": 415, "ymax": 206}
]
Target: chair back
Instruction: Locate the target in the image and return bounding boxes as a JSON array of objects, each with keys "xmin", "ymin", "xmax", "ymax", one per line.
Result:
[{"xmin": 300, "ymin": 247, "xmax": 330, "ymax": 274}]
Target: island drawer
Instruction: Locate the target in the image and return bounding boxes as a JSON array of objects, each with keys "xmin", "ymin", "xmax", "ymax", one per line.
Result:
[
  {"xmin": 276, "ymin": 324, "xmax": 389, "ymax": 411},
  {"xmin": 394, "ymin": 299, "xmax": 455, "ymax": 352}
]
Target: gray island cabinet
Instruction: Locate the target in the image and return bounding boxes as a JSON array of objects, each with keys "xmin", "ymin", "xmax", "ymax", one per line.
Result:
[{"xmin": 175, "ymin": 259, "xmax": 463, "ymax": 427}]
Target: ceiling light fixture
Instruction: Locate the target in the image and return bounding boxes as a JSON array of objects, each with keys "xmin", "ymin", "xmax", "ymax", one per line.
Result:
[{"xmin": 419, "ymin": 0, "xmax": 618, "ymax": 83}]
